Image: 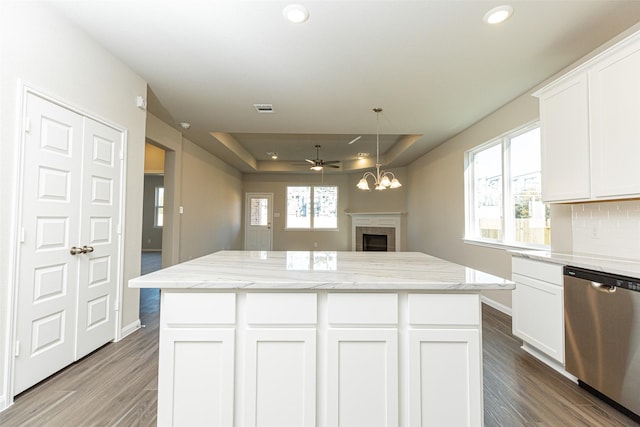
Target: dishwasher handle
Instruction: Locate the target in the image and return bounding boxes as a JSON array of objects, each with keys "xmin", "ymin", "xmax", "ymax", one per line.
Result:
[{"xmin": 591, "ymin": 281, "xmax": 617, "ymax": 293}]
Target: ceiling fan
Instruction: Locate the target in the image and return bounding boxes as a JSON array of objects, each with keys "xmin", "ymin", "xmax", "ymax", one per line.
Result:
[{"xmin": 305, "ymin": 145, "xmax": 340, "ymax": 171}]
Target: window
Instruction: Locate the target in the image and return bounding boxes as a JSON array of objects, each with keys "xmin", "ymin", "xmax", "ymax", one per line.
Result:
[
  {"xmin": 465, "ymin": 123, "xmax": 550, "ymax": 248},
  {"xmin": 286, "ymin": 185, "xmax": 338, "ymax": 229},
  {"xmin": 154, "ymin": 186, "xmax": 164, "ymax": 228}
]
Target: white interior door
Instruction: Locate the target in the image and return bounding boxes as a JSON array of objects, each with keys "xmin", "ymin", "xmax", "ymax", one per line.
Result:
[
  {"xmin": 244, "ymin": 193, "xmax": 273, "ymax": 251},
  {"xmin": 75, "ymin": 118, "xmax": 122, "ymax": 359},
  {"xmin": 13, "ymin": 93, "xmax": 122, "ymax": 394},
  {"xmin": 14, "ymin": 94, "xmax": 83, "ymax": 394}
]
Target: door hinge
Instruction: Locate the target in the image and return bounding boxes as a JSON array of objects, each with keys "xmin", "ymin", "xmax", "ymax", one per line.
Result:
[
  {"xmin": 117, "ymin": 223, "xmax": 122, "ymax": 235},
  {"xmin": 20, "ymin": 227, "xmax": 25, "ymax": 243},
  {"xmin": 15, "ymin": 341, "xmax": 20, "ymax": 357},
  {"xmin": 24, "ymin": 118, "xmax": 30, "ymax": 133}
]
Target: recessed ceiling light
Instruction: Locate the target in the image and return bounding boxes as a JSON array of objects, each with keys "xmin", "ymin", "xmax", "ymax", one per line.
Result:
[
  {"xmin": 483, "ymin": 5, "xmax": 513, "ymax": 25},
  {"xmin": 357, "ymin": 152, "xmax": 370, "ymax": 159},
  {"xmin": 283, "ymin": 4, "xmax": 309, "ymax": 24}
]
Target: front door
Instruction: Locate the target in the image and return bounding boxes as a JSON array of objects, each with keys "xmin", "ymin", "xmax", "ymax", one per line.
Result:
[
  {"xmin": 244, "ymin": 193, "xmax": 273, "ymax": 250},
  {"xmin": 13, "ymin": 93, "xmax": 123, "ymax": 394}
]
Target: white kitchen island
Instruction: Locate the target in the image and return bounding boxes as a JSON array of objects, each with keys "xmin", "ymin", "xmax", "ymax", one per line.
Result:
[{"xmin": 129, "ymin": 251, "xmax": 514, "ymax": 427}]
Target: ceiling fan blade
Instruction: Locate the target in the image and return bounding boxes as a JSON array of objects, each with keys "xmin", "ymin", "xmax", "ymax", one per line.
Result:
[
  {"xmin": 323, "ymin": 160, "xmax": 340, "ymax": 165},
  {"xmin": 327, "ymin": 164, "xmax": 341, "ymax": 168},
  {"xmin": 348, "ymin": 136, "xmax": 362, "ymax": 145},
  {"xmin": 304, "ymin": 159, "xmax": 315, "ymax": 164}
]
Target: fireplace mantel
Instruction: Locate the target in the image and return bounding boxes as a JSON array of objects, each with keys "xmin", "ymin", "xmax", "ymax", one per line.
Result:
[{"xmin": 347, "ymin": 212, "xmax": 404, "ymax": 251}]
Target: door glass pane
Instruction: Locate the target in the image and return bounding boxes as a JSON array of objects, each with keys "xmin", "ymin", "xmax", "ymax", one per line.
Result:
[
  {"xmin": 510, "ymin": 127, "xmax": 549, "ymax": 245},
  {"xmin": 313, "ymin": 186, "xmax": 337, "ymax": 229},
  {"xmin": 287, "ymin": 186, "xmax": 311, "ymax": 228},
  {"xmin": 250, "ymin": 198, "xmax": 269, "ymax": 226},
  {"xmin": 473, "ymin": 144, "xmax": 503, "ymax": 240}
]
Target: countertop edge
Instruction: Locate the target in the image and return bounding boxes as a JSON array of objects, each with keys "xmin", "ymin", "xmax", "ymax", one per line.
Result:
[{"xmin": 510, "ymin": 250, "xmax": 640, "ymax": 278}]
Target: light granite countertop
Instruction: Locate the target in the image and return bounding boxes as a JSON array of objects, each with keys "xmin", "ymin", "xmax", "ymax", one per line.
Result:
[
  {"xmin": 129, "ymin": 250, "xmax": 514, "ymax": 291},
  {"xmin": 511, "ymin": 250, "xmax": 640, "ymax": 278}
]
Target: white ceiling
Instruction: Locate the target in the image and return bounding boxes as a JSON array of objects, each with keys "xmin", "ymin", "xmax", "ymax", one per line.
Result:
[{"xmin": 47, "ymin": 0, "xmax": 640, "ymax": 173}]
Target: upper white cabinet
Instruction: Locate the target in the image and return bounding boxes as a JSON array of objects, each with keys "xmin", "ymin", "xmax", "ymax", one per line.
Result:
[
  {"xmin": 535, "ymin": 31, "xmax": 640, "ymax": 202},
  {"xmin": 590, "ymin": 40, "xmax": 640, "ymax": 198},
  {"xmin": 538, "ymin": 73, "xmax": 591, "ymax": 202}
]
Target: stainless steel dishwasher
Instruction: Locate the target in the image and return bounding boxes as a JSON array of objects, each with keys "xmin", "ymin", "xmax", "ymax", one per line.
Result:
[{"xmin": 564, "ymin": 266, "xmax": 640, "ymax": 421}]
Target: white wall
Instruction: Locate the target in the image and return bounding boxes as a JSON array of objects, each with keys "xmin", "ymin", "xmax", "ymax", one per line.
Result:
[{"xmin": 0, "ymin": 2, "xmax": 147, "ymax": 408}]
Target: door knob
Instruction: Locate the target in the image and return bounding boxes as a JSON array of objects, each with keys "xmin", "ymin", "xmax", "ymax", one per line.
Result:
[
  {"xmin": 82, "ymin": 245, "xmax": 94, "ymax": 254},
  {"xmin": 70, "ymin": 246, "xmax": 84, "ymax": 255}
]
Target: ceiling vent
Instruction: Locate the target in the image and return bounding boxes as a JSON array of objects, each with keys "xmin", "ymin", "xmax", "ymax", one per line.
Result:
[{"xmin": 254, "ymin": 104, "xmax": 274, "ymax": 113}]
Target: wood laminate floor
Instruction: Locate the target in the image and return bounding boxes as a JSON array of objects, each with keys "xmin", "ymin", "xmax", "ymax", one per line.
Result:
[{"xmin": 1, "ymin": 299, "xmax": 637, "ymax": 426}]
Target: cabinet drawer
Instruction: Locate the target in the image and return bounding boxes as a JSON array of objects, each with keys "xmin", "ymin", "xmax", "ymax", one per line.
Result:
[
  {"xmin": 247, "ymin": 293, "xmax": 317, "ymax": 325},
  {"xmin": 328, "ymin": 293, "xmax": 398, "ymax": 325},
  {"xmin": 512, "ymin": 257, "xmax": 563, "ymax": 285},
  {"xmin": 408, "ymin": 294, "xmax": 480, "ymax": 326},
  {"xmin": 163, "ymin": 292, "xmax": 236, "ymax": 325}
]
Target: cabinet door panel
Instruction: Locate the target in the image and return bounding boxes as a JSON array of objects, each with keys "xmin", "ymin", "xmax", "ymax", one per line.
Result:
[
  {"xmin": 245, "ymin": 329, "xmax": 316, "ymax": 427},
  {"xmin": 158, "ymin": 328, "xmax": 235, "ymax": 427},
  {"xmin": 512, "ymin": 274, "xmax": 564, "ymax": 362},
  {"xmin": 538, "ymin": 74, "xmax": 591, "ymax": 202},
  {"xmin": 327, "ymin": 329, "xmax": 398, "ymax": 427},
  {"xmin": 409, "ymin": 329, "xmax": 482, "ymax": 427},
  {"xmin": 590, "ymin": 41, "xmax": 640, "ymax": 198}
]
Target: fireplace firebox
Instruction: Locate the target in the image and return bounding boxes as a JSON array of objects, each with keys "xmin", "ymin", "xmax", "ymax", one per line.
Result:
[{"xmin": 363, "ymin": 234, "xmax": 388, "ymax": 251}]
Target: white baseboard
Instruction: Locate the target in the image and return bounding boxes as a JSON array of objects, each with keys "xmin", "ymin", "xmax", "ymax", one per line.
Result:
[
  {"xmin": 119, "ymin": 319, "xmax": 141, "ymax": 341},
  {"xmin": 521, "ymin": 342, "xmax": 577, "ymax": 382},
  {"xmin": 481, "ymin": 295, "xmax": 512, "ymax": 316},
  {"xmin": 0, "ymin": 394, "xmax": 9, "ymax": 413}
]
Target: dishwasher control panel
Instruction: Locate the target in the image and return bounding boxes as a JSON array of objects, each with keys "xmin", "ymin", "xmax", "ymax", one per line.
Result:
[{"xmin": 564, "ymin": 266, "xmax": 640, "ymax": 292}]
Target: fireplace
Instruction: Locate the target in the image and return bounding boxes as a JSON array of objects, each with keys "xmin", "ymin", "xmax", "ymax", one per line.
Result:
[
  {"xmin": 349, "ymin": 212, "xmax": 403, "ymax": 252},
  {"xmin": 363, "ymin": 233, "xmax": 388, "ymax": 251},
  {"xmin": 355, "ymin": 226, "xmax": 396, "ymax": 251}
]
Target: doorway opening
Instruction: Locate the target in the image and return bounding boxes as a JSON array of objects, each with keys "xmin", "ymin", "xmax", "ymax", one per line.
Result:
[{"xmin": 140, "ymin": 142, "xmax": 166, "ymax": 314}]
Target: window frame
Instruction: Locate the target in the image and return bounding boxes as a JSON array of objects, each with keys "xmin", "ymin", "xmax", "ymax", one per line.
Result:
[
  {"xmin": 464, "ymin": 121, "xmax": 549, "ymax": 250},
  {"xmin": 285, "ymin": 185, "xmax": 339, "ymax": 230}
]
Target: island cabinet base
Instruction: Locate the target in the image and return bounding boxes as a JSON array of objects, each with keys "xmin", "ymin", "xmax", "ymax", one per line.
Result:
[{"xmin": 157, "ymin": 290, "xmax": 483, "ymax": 427}]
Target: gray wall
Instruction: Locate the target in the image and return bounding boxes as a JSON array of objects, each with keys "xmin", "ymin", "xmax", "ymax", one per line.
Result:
[
  {"xmin": 407, "ymin": 91, "xmax": 539, "ymax": 310},
  {"xmin": 180, "ymin": 139, "xmax": 243, "ymax": 260},
  {"xmin": 243, "ymin": 167, "xmax": 407, "ymax": 251}
]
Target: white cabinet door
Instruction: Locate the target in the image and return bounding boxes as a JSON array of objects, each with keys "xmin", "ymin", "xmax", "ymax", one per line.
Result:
[
  {"xmin": 512, "ymin": 273, "xmax": 564, "ymax": 362},
  {"xmin": 409, "ymin": 329, "xmax": 482, "ymax": 427},
  {"xmin": 245, "ymin": 329, "xmax": 316, "ymax": 427},
  {"xmin": 157, "ymin": 328, "xmax": 235, "ymax": 427},
  {"xmin": 537, "ymin": 73, "xmax": 591, "ymax": 202},
  {"xmin": 327, "ymin": 329, "xmax": 398, "ymax": 427},
  {"xmin": 590, "ymin": 40, "xmax": 640, "ymax": 199}
]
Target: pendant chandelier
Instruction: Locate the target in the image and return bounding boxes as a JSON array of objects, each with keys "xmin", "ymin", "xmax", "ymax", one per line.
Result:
[{"xmin": 356, "ymin": 108, "xmax": 402, "ymax": 191}]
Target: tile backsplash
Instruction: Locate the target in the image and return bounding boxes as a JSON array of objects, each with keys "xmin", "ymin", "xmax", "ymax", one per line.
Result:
[{"xmin": 572, "ymin": 200, "xmax": 640, "ymax": 260}]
